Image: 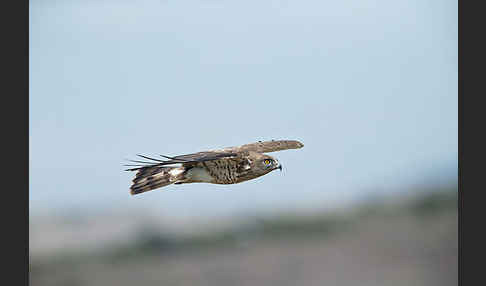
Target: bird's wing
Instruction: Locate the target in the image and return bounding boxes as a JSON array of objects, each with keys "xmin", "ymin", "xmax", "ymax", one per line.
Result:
[
  {"xmin": 124, "ymin": 140, "xmax": 303, "ymax": 171},
  {"xmin": 222, "ymin": 140, "xmax": 304, "ymax": 154},
  {"xmin": 124, "ymin": 151, "xmax": 238, "ymax": 171}
]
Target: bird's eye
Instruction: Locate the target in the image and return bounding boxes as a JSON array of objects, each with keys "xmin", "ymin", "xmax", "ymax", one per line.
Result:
[{"xmin": 264, "ymin": 159, "xmax": 271, "ymax": 165}]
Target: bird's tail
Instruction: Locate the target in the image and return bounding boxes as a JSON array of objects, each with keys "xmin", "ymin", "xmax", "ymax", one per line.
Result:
[{"xmin": 129, "ymin": 166, "xmax": 186, "ymax": 195}]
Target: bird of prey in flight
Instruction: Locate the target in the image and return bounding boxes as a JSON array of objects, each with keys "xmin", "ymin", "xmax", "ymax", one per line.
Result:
[{"xmin": 125, "ymin": 140, "xmax": 304, "ymax": 195}]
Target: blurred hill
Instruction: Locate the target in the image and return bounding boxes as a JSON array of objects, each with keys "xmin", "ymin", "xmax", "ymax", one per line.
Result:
[{"xmin": 30, "ymin": 185, "xmax": 457, "ymax": 286}]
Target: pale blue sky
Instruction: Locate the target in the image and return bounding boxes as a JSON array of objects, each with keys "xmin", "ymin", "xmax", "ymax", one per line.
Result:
[{"xmin": 29, "ymin": 0, "xmax": 457, "ymax": 218}]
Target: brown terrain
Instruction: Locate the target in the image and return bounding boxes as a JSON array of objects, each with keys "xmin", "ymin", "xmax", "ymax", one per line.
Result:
[{"xmin": 30, "ymin": 190, "xmax": 457, "ymax": 286}]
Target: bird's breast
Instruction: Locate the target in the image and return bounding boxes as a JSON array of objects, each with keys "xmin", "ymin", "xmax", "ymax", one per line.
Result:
[{"xmin": 202, "ymin": 159, "xmax": 241, "ymax": 184}]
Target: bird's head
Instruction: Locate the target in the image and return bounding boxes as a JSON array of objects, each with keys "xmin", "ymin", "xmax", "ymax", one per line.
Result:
[{"xmin": 252, "ymin": 154, "xmax": 282, "ymax": 175}]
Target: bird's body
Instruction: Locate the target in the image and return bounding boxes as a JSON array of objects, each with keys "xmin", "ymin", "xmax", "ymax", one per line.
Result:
[
  {"xmin": 125, "ymin": 140, "xmax": 304, "ymax": 195},
  {"xmin": 185, "ymin": 158, "xmax": 246, "ymax": 184}
]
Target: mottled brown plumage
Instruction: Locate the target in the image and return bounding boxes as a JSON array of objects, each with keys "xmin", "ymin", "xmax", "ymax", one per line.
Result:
[{"xmin": 125, "ymin": 140, "xmax": 304, "ymax": 195}]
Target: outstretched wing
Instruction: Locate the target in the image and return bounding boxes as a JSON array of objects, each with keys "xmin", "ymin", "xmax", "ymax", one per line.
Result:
[
  {"xmin": 124, "ymin": 139, "xmax": 303, "ymax": 171},
  {"xmin": 222, "ymin": 140, "xmax": 304, "ymax": 154},
  {"xmin": 124, "ymin": 151, "xmax": 238, "ymax": 171}
]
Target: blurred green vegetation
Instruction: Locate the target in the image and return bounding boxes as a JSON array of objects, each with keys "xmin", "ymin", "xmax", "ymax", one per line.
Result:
[
  {"xmin": 32, "ymin": 186, "xmax": 457, "ymax": 269},
  {"xmin": 408, "ymin": 189, "xmax": 457, "ymax": 216},
  {"xmin": 104, "ymin": 187, "xmax": 456, "ymax": 263}
]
